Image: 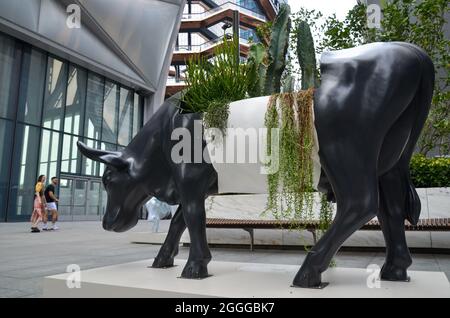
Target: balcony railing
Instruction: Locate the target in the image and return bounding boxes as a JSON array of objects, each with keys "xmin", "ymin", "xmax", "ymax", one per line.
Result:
[
  {"xmin": 182, "ymin": 1, "xmax": 267, "ymax": 22},
  {"xmin": 174, "ymin": 34, "xmax": 250, "ymax": 53}
]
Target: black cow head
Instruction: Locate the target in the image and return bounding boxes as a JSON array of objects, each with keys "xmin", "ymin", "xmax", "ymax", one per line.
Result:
[{"xmin": 77, "ymin": 141, "xmax": 148, "ymax": 232}]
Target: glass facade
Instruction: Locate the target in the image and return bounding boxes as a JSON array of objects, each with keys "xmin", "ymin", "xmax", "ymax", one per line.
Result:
[{"xmin": 0, "ymin": 32, "xmax": 143, "ymax": 222}]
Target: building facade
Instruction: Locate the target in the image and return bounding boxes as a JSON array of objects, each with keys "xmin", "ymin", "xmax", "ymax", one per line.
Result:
[
  {"xmin": 166, "ymin": 0, "xmax": 286, "ymax": 96},
  {"xmin": 0, "ymin": 0, "xmax": 186, "ymax": 222}
]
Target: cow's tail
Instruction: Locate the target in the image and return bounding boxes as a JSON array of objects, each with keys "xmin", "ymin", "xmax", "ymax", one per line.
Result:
[{"xmin": 398, "ymin": 44, "xmax": 435, "ymax": 225}]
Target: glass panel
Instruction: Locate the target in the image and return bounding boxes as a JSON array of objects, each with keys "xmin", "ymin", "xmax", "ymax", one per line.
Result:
[
  {"xmin": 87, "ymin": 181, "xmax": 101, "ymax": 216},
  {"xmin": 82, "ymin": 139, "xmax": 101, "ymax": 176},
  {"xmin": 0, "ymin": 119, "xmax": 14, "ymax": 221},
  {"xmin": 102, "ymin": 81, "xmax": 118, "ymax": 143},
  {"xmin": 0, "ymin": 33, "xmax": 16, "ymax": 119},
  {"xmin": 84, "ymin": 73, "xmax": 104, "ymax": 140},
  {"xmin": 17, "ymin": 48, "xmax": 47, "ymax": 125},
  {"xmin": 61, "ymin": 134, "xmax": 81, "ymax": 174},
  {"xmin": 65, "ymin": 65, "xmax": 87, "ymax": 136},
  {"xmin": 58, "ymin": 178, "xmax": 72, "ymax": 218},
  {"xmin": 118, "ymin": 87, "xmax": 132, "ymax": 146},
  {"xmin": 72, "ymin": 179, "xmax": 87, "ymax": 215},
  {"xmin": 42, "ymin": 57, "xmax": 67, "ymax": 130},
  {"xmin": 38, "ymin": 129, "xmax": 61, "ymax": 180},
  {"xmin": 132, "ymin": 93, "xmax": 142, "ymax": 138},
  {"xmin": 8, "ymin": 124, "xmax": 40, "ymax": 219},
  {"xmin": 99, "ymin": 142, "xmax": 117, "ymax": 175}
]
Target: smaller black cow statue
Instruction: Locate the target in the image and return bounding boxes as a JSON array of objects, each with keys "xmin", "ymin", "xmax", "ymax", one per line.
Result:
[{"xmin": 78, "ymin": 42, "xmax": 434, "ymax": 288}]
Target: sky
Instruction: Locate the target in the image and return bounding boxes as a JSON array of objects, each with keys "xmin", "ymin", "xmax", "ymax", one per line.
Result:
[{"xmin": 288, "ymin": 0, "xmax": 357, "ymax": 20}]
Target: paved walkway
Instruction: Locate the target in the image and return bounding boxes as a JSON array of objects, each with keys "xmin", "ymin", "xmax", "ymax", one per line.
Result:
[{"xmin": 0, "ymin": 221, "xmax": 449, "ymax": 297}]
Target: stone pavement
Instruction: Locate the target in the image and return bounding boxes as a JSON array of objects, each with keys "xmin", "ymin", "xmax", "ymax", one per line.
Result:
[{"xmin": 1, "ymin": 221, "xmax": 449, "ymax": 298}]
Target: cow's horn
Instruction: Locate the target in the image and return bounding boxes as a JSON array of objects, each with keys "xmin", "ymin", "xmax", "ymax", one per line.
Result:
[{"xmin": 77, "ymin": 141, "xmax": 128, "ymax": 169}]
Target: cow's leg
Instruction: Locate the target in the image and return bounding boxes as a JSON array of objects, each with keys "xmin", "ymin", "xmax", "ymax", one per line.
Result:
[
  {"xmin": 293, "ymin": 149, "xmax": 379, "ymax": 288},
  {"xmin": 152, "ymin": 205, "xmax": 186, "ymax": 268},
  {"xmin": 378, "ymin": 167, "xmax": 412, "ymax": 281},
  {"xmin": 180, "ymin": 197, "xmax": 211, "ymax": 279}
]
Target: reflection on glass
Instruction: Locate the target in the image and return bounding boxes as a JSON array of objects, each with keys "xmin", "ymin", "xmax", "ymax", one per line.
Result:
[
  {"xmin": 84, "ymin": 74, "xmax": 104, "ymax": 140},
  {"xmin": 0, "ymin": 33, "xmax": 16, "ymax": 119},
  {"xmin": 39, "ymin": 129, "xmax": 61, "ymax": 180},
  {"xmin": 118, "ymin": 87, "xmax": 132, "ymax": 146},
  {"xmin": 17, "ymin": 48, "xmax": 47, "ymax": 125},
  {"xmin": 61, "ymin": 134, "xmax": 80, "ymax": 174},
  {"xmin": 82, "ymin": 139, "xmax": 100, "ymax": 176},
  {"xmin": 87, "ymin": 181, "xmax": 101, "ymax": 215},
  {"xmin": 42, "ymin": 57, "xmax": 67, "ymax": 130},
  {"xmin": 99, "ymin": 142, "xmax": 117, "ymax": 175},
  {"xmin": 58, "ymin": 178, "xmax": 72, "ymax": 217},
  {"xmin": 72, "ymin": 179, "xmax": 87, "ymax": 215},
  {"xmin": 102, "ymin": 81, "xmax": 119, "ymax": 143},
  {"xmin": 65, "ymin": 65, "xmax": 87, "ymax": 136},
  {"xmin": 133, "ymin": 93, "xmax": 142, "ymax": 138},
  {"xmin": 0, "ymin": 119, "xmax": 14, "ymax": 220},
  {"xmin": 9, "ymin": 124, "xmax": 40, "ymax": 217}
]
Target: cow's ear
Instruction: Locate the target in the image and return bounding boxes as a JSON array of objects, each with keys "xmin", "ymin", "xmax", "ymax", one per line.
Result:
[{"xmin": 77, "ymin": 141, "xmax": 128, "ymax": 170}]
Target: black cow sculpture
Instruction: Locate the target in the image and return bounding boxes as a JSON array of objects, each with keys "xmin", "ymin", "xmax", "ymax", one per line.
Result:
[{"xmin": 77, "ymin": 42, "xmax": 434, "ymax": 288}]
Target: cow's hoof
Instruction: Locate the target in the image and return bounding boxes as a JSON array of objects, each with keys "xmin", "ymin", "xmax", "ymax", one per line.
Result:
[
  {"xmin": 181, "ymin": 261, "xmax": 209, "ymax": 279},
  {"xmin": 152, "ymin": 256, "xmax": 174, "ymax": 268},
  {"xmin": 380, "ymin": 263, "xmax": 410, "ymax": 282},
  {"xmin": 292, "ymin": 266, "xmax": 323, "ymax": 288}
]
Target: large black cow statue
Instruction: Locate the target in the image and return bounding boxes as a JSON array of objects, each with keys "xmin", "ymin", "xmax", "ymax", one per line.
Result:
[{"xmin": 77, "ymin": 42, "xmax": 434, "ymax": 288}]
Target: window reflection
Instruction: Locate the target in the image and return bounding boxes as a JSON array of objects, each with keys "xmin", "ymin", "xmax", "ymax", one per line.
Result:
[
  {"xmin": 84, "ymin": 74, "xmax": 104, "ymax": 140},
  {"xmin": 65, "ymin": 66, "xmax": 87, "ymax": 136},
  {"xmin": 9, "ymin": 124, "xmax": 40, "ymax": 217},
  {"xmin": 0, "ymin": 119, "xmax": 14, "ymax": 220},
  {"xmin": 39, "ymin": 129, "xmax": 60, "ymax": 180},
  {"xmin": 17, "ymin": 48, "xmax": 47, "ymax": 125},
  {"xmin": 118, "ymin": 87, "xmax": 132, "ymax": 146},
  {"xmin": 42, "ymin": 57, "xmax": 67, "ymax": 130},
  {"xmin": 0, "ymin": 33, "xmax": 16, "ymax": 119},
  {"xmin": 61, "ymin": 134, "xmax": 80, "ymax": 174},
  {"xmin": 102, "ymin": 81, "xmax": 119, "ymax": 143}
]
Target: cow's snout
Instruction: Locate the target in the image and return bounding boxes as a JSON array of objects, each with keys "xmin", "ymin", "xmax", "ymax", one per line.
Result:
[{"xmin": 102, "ymin": 207, "xmax": 120, "ymax": 231}]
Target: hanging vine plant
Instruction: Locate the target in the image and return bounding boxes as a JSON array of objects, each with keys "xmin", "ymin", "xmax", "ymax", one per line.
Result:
[{"xmin": 264, "ymin": 89, "xmax": 316, "ymax": 224}]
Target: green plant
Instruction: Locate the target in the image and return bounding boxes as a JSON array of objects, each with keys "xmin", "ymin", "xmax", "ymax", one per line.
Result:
[
  {"xmin": 264, "ymin": 3, "xmax": 291, "ymax": 95},
  {"xmin": 247, "ymin": 4, "xmax": 292, "ymax": 98},
  {"xmin": 247, "ymin": 43, "xmax": 267, "ymax": 97},
  {"xmin": 181, "ymin": 36, "xmax": 248, "ymax": 131},
  {"xmin": 296, "ymin": 21, "xmax": 319, "ymax": 89},
  {"xmin": 264, "ymin": 90, "xmax": 316, "ymax": 222},
  {"xmin": 410, "ymin": 154, "xmax": 450, "ymax": 188}
]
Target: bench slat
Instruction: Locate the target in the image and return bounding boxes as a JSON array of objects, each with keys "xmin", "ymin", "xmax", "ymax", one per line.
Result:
[{"xmin": 205, "ymin": 217, "xmax": 450, "ymax": 231}]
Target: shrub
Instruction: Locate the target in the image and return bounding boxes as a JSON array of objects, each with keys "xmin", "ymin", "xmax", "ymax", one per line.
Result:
[{"xmin": 410, "ymin": 154, "xmax": 450, "ymax": 188}]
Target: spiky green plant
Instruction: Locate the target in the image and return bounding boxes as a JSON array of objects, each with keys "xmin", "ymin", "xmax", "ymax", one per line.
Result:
[
  {"xmin": 264, "ymin": 3, "xmax": 291, "ymax": 95},
  {"xmin": 181, "ymin": 36, "xmax": 248, "ymax": 131},
  {"xmin": 247, "ymin": 43, "xmax": 267, "ymax": 97},
  {"xmin": 297, "ymin": 20, "xmax": 319, "ymax": 89}
]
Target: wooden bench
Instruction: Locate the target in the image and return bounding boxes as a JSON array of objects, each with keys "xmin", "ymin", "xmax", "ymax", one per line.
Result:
[{"xmin": 205, "ymin": 217, "xmax": 450, "ymax": 251}]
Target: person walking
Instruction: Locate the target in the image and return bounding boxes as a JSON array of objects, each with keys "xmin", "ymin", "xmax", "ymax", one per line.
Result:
[
  {"xmin": 44, "ymin": 177, "xmax": 59, "ymax": 231},
  {"xmin": 30, "ymin": 175, "xmax": 46, "ymax": 233}
]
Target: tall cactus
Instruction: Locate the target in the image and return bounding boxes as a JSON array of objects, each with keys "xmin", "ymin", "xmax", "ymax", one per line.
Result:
[
  {"xmin": 264, "ymin": 3, "xmax": 291, "ymax": 95},
  {"xmin": 296, "ymin": 21, "xmax": 319, "ymax": 89},
  {"xmin": 247, "ymin": 43, "xmax": 267, "ymax": 97}
]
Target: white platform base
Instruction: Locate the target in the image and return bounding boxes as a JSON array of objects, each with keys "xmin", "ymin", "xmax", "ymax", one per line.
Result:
[{"xmin": 43, "ymin": 259, "xmax": 450, "ymax": 298}]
